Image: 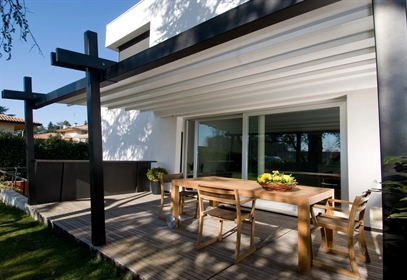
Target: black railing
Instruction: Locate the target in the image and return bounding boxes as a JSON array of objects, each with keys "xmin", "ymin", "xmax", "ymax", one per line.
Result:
[{"xmin": 0, "ymin": 167, "xmax": 27, "ymax": 195}]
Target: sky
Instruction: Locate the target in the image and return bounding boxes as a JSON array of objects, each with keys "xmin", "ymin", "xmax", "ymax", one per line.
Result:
[{"xmin": 0, "ymin": 0, "xmax": 140, "ymax": 127}]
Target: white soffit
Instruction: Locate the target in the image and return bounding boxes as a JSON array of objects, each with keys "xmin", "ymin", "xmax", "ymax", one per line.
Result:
[{"xmin": 62, "ymin": 0, "xmax": 376, "ymax": 119}]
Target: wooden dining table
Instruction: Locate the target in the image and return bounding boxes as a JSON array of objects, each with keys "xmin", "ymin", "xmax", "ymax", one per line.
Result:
[{"xmin": 170, "ymin": 176, "xmax": 335, "ymax": 275}]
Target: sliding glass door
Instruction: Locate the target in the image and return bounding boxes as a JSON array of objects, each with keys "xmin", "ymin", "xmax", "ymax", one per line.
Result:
[
  {"xmin": 247, "ymin": 107, "xmax": 341, "ymax": 197},
  {"xmin": 196, "ymin": 118, "xmax": 242, "ymax": 179},
  {"xmin": 187, "ymin": 107, "xmax": 342, "ymax": 198}
]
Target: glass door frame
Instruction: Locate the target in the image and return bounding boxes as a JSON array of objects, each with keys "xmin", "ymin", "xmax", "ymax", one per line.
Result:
[
  {"xmin": 183, "ymin": 99, "xmax": 348, "ymax": 199},
  {"xmin": 188, "ymin": 114, "xmax": 243, "ymax": 178},
  {"xmin": 242, "ymin": 100, "xmax": 348, "ymax": 199}
]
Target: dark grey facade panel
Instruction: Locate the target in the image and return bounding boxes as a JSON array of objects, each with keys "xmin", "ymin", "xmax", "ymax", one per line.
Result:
[{"xmin": 372, "ymin": 0, "xmax": 407, "ymax": 279}]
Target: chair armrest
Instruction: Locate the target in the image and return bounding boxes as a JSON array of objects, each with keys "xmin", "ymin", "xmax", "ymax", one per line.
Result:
[
  {"xmin": 311, "ymin": 203, "xmax": 350, "ymax": 215},
  {"xmin": 240, "ymin": 197, "xmax": 256, "ymax": 206},
  {"xmin": 327, "ymin": 198, "xmax": 353, "ymax": 205},
  {"xmin": 312, "ymin": 204, "xmax": 328, "ymax": 210}
]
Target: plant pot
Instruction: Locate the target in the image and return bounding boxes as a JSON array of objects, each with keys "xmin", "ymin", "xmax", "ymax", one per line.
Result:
[
  {"xmin": 150, "ymin": 181, "xmax": 161, "ymax": 195},
  {"xmin": 258, "ymin": 182, "xmax": 296, "ymax": 192}
]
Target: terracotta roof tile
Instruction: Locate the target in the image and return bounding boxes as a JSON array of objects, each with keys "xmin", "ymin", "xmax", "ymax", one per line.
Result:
[
  {"xmin": 57, "ymin": 124, "xmax": 88, "ymax": 132},
  {"xmin": 0, "ymin": 114, "xmax": 42, "ymax": 125},
  {"xmin": 33, "ymin": 133, "xmax": 58, "ymax": 139}
]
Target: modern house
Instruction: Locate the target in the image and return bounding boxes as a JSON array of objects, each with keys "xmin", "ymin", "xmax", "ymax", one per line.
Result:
[
  {"xmin": 2, "ymin": 0, "xmax": 406, "ymax": 277},
  {"xmin": 65, "ymin": 0, "xmax": 388, "ymax": 228},
  {"xmin": 0, "ymin": 114, "xmax": 41, "ymax": 133}
]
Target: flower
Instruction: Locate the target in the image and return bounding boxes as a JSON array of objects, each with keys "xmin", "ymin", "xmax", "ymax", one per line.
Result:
[{"xmin": 257, "ymin": 170, "xmax": 297, "ymax": 184}]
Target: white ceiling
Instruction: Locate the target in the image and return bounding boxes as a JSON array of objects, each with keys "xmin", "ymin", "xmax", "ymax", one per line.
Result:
[{"xmin": 61, "ymin": 0, "xmax": 376, "ymax": 120}]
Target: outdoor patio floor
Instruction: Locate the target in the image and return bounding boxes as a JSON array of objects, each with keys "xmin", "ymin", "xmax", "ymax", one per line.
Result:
[{"xmin": 27, "ymin": 192, "xmax": 383, "ymax": 280}]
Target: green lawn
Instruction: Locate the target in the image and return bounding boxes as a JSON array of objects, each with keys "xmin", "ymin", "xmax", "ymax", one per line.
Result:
[{"xmin": 0, "ymin": 200, "xmax": 130, "ymax": 280}]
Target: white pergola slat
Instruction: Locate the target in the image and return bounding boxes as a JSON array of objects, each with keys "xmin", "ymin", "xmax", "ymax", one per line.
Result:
[{"xmin": 60, "ymin": 1, "xmax": 375, "ymax": 119}]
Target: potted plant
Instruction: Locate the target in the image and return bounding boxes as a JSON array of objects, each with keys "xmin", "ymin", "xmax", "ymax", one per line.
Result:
[
  {"xmin": 371, "ymin": 156, "xmax": 407, "ymax": 219},
  {"xmin": 257, "ymin": 170, "xmax": 297, "ymax": 192},
  {"xmin": 146, "ymin": 167, "xmax": 168, "ymax": 194}
]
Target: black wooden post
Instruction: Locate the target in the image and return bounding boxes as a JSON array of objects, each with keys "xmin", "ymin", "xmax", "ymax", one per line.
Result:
[
  {"xmin": 46, "ymin": 30, "xmax": 116, "ymax": 246},
  {"xmin": 23, "ymin": 77, "xmax": 37, "ymax": 205},
  {"xmin": 372, "ymin": 0, "xmax": 407, "ymax": 279},
  {"xmin": 84, "ymin": 31, "xmax": 106, "ymax": 246}
]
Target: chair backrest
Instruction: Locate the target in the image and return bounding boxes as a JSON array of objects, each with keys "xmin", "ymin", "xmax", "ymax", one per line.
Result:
[
  {"xmin": 349, "ymin": 190, "xmax": 371, "ymax": 228},
  {"xmin": 160, "ymin": 173, "xmax": 184, "ymax": 192},
  {"xmin": 197, "ymin": 185, "xmax": 241, "ymax": 212}
]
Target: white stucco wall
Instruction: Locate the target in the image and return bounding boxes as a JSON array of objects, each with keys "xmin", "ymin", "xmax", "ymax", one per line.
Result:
[
  {"xmin": 346, "ymin": 88, "xmax": 382, "ymax": 228},
  {"xmin": 101, "ymin": 108, "xmax": 181, "ymax": 173},
  {"xmin": 106, "ymin": 0, "xmax": 249, "ymax": 50}
]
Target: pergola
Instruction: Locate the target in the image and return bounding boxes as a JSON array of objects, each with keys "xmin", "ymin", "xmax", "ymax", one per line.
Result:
[{"xmin": 2, "ymin": 0, "xmax": 406, "ymax": 277}]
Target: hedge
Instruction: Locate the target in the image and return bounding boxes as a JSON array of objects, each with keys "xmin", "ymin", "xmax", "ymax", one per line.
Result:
[{"xmin": 0, "ymin": 132, "xmax": 89, "ymax": 177}]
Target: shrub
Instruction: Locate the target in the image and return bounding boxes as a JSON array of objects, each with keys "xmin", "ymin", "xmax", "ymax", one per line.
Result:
[{"xmin": 0, "ymin": 132, "xmax": 89, "ymax": 175}]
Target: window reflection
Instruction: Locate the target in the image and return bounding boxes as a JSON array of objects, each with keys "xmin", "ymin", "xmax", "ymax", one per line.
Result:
[
  {"xmin": 248, "ymin": 108, "xmax": 341, "ymax": 198},
  {"xmin": 197, "ymin": 118, "xmax": 242, "ymax": 178}
]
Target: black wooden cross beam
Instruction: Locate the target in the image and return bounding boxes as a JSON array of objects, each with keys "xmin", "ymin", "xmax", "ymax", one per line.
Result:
[
  {"xmin": 2, "ymin": 89, "xmax": 44, "ymax": 100},
  {"xmin": 51, "ymin": 48, "xmax": 116, "ymax": 72},
  {"xmin": 49, "ymin": 30, "xmax": 113, "ymax": 246}
]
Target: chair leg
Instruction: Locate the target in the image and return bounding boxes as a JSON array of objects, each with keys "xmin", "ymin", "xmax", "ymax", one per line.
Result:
[
  {"xmin": 180, "ymin": 197, "xmax": 185, "ymax": 214},
  {"xmin": 158, "ymin": 193, "xmax": 165, "ymax": 220},
  {"xmin": 320, "ymin": 228, "xmax": 329, "ymax": 252},
  {"xmin": 234, "ymin": 219, "xmax": 257, "ymax": 263},
  {"xmin": 235, "ymin": 223, "xmax": 242, "ymax": 262},
  {"xmin": 194, "ymin": 197, "xmax": 199, "ymax": 218},
  {"xmin": 196, "ymin": 216, "xmax": 222, "ymax": 250},
  {"xmin": 217, "ymin": 220, "xmax": 224, "ymax": 241},
  {"xmin": 250, "ymin": 217, "xmax": 255, "ymax": 248},
  {"xmin": 358, "ymin": 226, "xmax": 371, "ymax": 263},
  {"xmin": 196, "ymin": 214, "xmax": 204, "ymax": 248},
  {"xmin": 347, "ymin": 234, "xmax": 361, "ymax": 279}
]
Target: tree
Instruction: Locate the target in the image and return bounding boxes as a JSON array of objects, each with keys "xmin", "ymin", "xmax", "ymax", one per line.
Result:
[
  {"xmin": 0, "ymin": 105, "xmax": 14, "ymax": 116},
  {"xmin": 0, "ymin": 105, "xmax": 8, "ymax": 114},
  {"xmin": 47, "ymin": 120, "xmax": 71, "ymax": 132},
  {"xmin": 33, "ymin": 125, "xmax": 46, "ymax": 134},
  {"xmin": 47, "ymin": 121, "xmax": 59, "ymax": 132},
  {"xmin": 56, "ymin": 120, "xmax": 71, "ymax": 129},
  {"xmin": 0, "ymin": 0, "xmax": 42, "ymax": 59}
]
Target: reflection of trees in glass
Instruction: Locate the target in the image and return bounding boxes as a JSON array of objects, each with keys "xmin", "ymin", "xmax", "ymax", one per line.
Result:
[
  {"xmin": 252, "ymin": 131, "xmax": 340, "ymax": 172},
  {"xmin": 323, "ymin": 132, "xmax": 340, "ymax": 152},
  {"xmin": 199, "ymin": 126, "xmax": 242, "ymax": 174}
]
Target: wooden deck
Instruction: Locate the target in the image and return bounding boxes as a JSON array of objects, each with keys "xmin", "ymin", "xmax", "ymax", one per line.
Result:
[{"xmin": 28, "ymin": 192, "xmax": 383, "ymax": 280}]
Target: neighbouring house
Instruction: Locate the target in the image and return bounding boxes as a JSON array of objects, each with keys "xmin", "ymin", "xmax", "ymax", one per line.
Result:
[
  {"xmin": 0, "ymin": 114, "xmax": 41, "ymax": 133},
  {"xmin": 33, "ymin": 132, "xmax": 58, "ymax": 140},
  {"xmin": 57, "ymin": 124, "xmax": 88, "ymax": 142},
  {"xmin": 33, "ymin": 124, "xmax": 88, "ymax": 142}
]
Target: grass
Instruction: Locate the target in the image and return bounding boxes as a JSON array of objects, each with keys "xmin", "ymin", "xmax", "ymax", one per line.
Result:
[{"xmin": 0, "ymin": 200, "xmax": 130, "ymax": 280}]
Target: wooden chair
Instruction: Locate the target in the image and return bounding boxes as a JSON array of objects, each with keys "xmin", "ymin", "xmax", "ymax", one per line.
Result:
[
  {"xmin": 310, "ymin": 190, "xmax": 371, "ymax": 279},
  {"xmin": 196, "ymin": 184, "xmax": 257, "ymax": 263},
  {"xmin": 158, "ymin": 173, "xmax": 198, "ymax": 220}
]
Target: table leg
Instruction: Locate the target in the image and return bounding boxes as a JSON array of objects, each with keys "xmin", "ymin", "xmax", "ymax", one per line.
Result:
[
  {"xmin": 325, "ymin": 195, "xmax": 335, "ymax": 248},
  {"xmin": 297, "ymin": 199, "xmax": 311, "ymax": 274},
  {"xmin": 170, "ymin": 183, "xmax": 180, "ymax": 228}
]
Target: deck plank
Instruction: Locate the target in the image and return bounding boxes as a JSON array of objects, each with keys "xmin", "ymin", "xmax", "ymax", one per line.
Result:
[{"xmin": 28, "ymin": 192, "xmax": 383, "ymax": 280}]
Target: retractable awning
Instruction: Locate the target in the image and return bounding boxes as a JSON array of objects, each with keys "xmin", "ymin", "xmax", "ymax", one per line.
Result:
[{"xmin": 57, "ymin": 0, "xmax": 376, "ymax": 119}]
